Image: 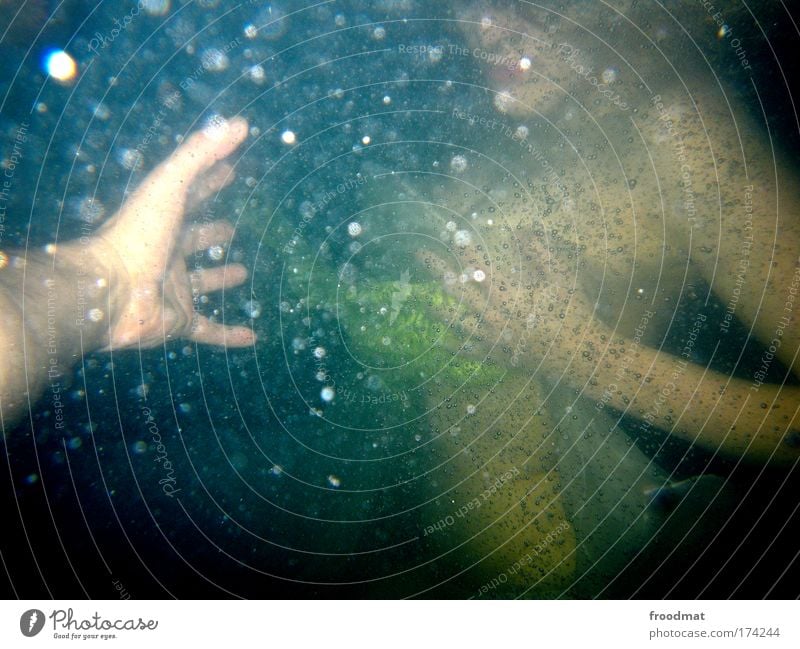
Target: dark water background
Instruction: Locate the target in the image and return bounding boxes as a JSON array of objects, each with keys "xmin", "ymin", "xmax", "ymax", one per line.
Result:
[{"xmin": 2, "ymin": 0, "xmax": 800, "ymax": 598}]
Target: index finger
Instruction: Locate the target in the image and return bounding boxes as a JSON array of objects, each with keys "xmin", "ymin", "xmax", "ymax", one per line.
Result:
[{"xmin": 100, "ymin": 117, "xmax": 249, "ymax": 276}]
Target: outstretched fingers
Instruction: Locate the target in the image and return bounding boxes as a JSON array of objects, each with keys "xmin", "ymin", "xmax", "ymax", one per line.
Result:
[
  {"xmin": 191, "ymin": 316, "xmax": 256, "ymax": 347},
  {"xmin": 182, "ymin": 219, "xmax": 236, "ymax": 257},
  {"xmin": 166, "ymin": 116, "xmax": 249, "ymax": 190},
  {"xmin": 186, "ymin": 162, "xmax": 237, "ymax": 213},
  {"xmin": 191, "ymin": 264, "xmax": 248, "ymax": 294},
  {"xmin": 101, "ymin": 117, "xmax": 248, "ymax": 274}
]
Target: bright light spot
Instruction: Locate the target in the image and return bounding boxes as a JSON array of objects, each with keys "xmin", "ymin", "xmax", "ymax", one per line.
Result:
[
  {"xmin": 141, "ymin": 0, "xmax": 171, "ymax": 16},
  {"xmin": 473, "ymin": 269, "xmax": 486, "ymax": 282},
  {"xmin": 454, "ymin": 230, "xmax": 472, "ymax": 247},
  {"xmin": 248, "ymin": 64, "xmax": 266, "ymax": 84},
  {"xmin": 281, "ymin": 130, "xmax": 296, "ymax": 145},
  {"xmin": 201, "ymin": 48, "xmax": 229, "ymax": 72},
  {"xmin": 602, "ymin": 67, "xmax": 618, "ymax": 84},
  {"xmin": 203, "ymin": 114, "xmax": 230, "ymax": 141},
  {"xmin": 519, "ymin": 56, "xmax": 532, "ymax": 71},
  {"xmin": 117, "ymin": 147, "xmax": 144, "ymax": 171},
  {"xmin": 450, "ymin": 154, "xmax": 468, "ymax": 173},
  {"xmin": 466, "ymin": 404, "xmax": 477, "ymax": 415},
  {"xmin": 44, "ymin": 50, "xmax": 77, "ymax": 84},
  {"xmin": 321, "ymin": 386, "xmax": 335, "ymax": 402},
  {"xmin": 327, "ymin": 475, "xmax": 341, "ymax": 487},
  {"xmin": 242, "ymin": 299, "xmax": 261, "ymax": 318},
  {"xmin": 348, "ymin": 222, "xmax": 363, "ymax": 237},
  {"xmin": 494, "ymin": 90, "xmax": 514, "ymax": 113}
]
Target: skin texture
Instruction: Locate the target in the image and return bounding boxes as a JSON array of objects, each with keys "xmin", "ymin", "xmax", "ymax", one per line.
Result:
[
  {"xmin": 425, "ymin": 1, "xmax": 800, "ymax": 465},
  {"xmin": 0, "ymin": 116, "xmax": 255, "ymax": 427}
]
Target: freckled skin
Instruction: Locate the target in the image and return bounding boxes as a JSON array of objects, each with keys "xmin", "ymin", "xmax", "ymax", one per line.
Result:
[{"xmin": 439, "ymin": 1, "xmax": 800, "ymax": 464}]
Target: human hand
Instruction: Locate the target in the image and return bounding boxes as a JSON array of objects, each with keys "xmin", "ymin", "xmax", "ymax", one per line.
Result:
[
  {"xmin": 419, "ymin": 216, "xmax": 585, "ymax": 376},
  {"xmin": 90, "ymin": 116, "xmax": 255, "ymax": 351}
]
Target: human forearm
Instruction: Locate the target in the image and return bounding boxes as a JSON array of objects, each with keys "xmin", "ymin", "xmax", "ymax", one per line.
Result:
[
  {"xmin": 0, "ymin": 241, "xmax": 122, "ymax": 427},
  {"xmin": 559, "ymin": 309, "xmax": 800, "ymax": 464}
]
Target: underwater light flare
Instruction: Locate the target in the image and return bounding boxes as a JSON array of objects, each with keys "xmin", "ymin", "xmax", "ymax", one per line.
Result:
[{"xmin": 43, "ymin": 49, "xmax": 77, "ymax": 84}]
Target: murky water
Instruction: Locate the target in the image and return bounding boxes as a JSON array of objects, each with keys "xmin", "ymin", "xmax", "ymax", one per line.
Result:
[{"xmin": 2, "ymin": 0, "xmax": 799, "ymax": 598}]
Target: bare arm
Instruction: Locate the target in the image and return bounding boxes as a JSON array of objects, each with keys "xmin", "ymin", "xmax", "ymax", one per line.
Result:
[
  {"xmin": 424, "ymin": 225, "xmax": 800, "ymax": 464},
  {"xmin": 0, "ymin": 117, "xmax": 255, "ymax": 430}
]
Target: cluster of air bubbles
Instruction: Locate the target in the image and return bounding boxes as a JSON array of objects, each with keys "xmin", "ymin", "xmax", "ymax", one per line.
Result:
[
  {"xmin": 117, "ymin": 148, "xmax": 144, "ymax": 171},
  {"xmin": 77, "ymin": 197, "xmax": 105, "ymax": 224},
  {"xmin": 327, "ymin": 475, "xmax": 341, "ymax": 488},
  {"xmin": 450, "ymin": 154, "xmax": 468, "ymax": 173},
  {"xmin": 203, "ymin": 114, "xmax": 231, "ymax": 141},
  {"xmin": 453, "ymin": 229, "xmax": 472, "ymax": 247},
  {"xmin": 347, "ymin": 222, "xmax": 363, "ymax": 237},
  {"xmin": 602, "ymin": 67, "xmax": 619, "ymax": 84},
  {"xmin": 242, "ymin": 299, "xmax": 262, "ymax": 318},
  {"xmin": 372, "ymin": 26, "xmax": 387, "ymax": 40},
  {"xmin": 208, "ymin": 244, "xmax": 225, "ymax": 261},
  {"xmin": 141, "ymin": 0, "xmax": 171, "ymax": 16},
  {"xmin": 515, "ymin": 125, "xmax": 529, "ymax": 139},
  {"xmin": 321, "ymin": 386, "xmax": 335, "ymax": 402},
  {"xmin": 201, "ymin": 48, "xmax": 230, "ymax": 72},
  {"xmin": 248, "ymin": 64, "xmax": 266, "ymax": 84},
  {"xmin": 313, "ymin": 346, "xmax": 326, "ymax": 360},
  {"xmin": 494, "ymin": 90, "xmax": 514, "ymax": 113},
  {"xmin": 365, "ymin": 375, "xmax": 383, "ymax": 392},
  {"xmin": 296, "ymin": 200, "xmax": 314, "ymax": 220},
  {"xmin": 445, "ymin": 221, "xmax": 457, "ymax": 232}
]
